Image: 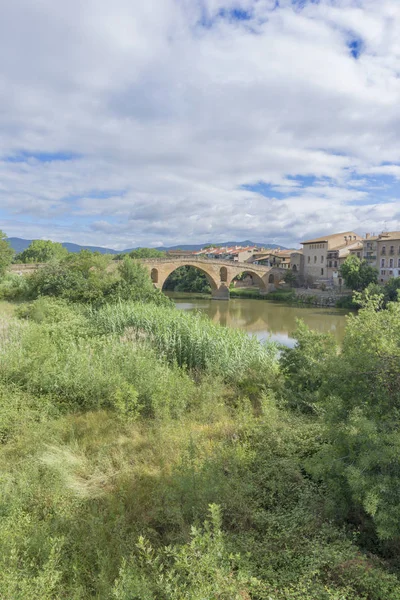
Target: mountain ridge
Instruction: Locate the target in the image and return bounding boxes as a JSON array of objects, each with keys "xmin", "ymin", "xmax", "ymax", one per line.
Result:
[{"xmin": 6, "ymin": 237, "xmax": 288, "ymax": 255}]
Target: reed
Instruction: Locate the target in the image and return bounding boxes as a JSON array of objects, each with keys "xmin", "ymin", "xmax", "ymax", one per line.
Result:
[{"xmin": 90, "ymin": 302, "xmax": 278, "ymax": 381}]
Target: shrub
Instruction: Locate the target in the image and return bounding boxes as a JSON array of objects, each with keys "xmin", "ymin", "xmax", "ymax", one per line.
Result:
[{"xmin": 0, "ymin": 273, "xmax": 30, "ymax": 300}]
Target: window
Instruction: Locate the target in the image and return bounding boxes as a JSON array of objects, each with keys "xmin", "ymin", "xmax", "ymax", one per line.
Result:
[
  {"xmin": 308, "ymin": 256, "xmax": 310, "ymax": 263},
  {"xmin": 381, "ymin": 258, "xmax": 385, "ymax": 267},
  {"xmin": 314, "ymin": 256, "xmax": 317, "ymax": 263},
  {"xmin": 329, "ymin": 261, "xmax": 332, "ymax": 267},
  {"xmin": 321, "ymin": 268, "xmax": 324, "ymax": 276},
  {"xmin": 389, "ymin": 258, "xmax": 394, "ymax": 268},
  {"xmin": 334, "ymin": 260, "xmax": 337, "ymax": 267},
  {"xmin": 398, "ymin": 258, "xmax": 400, "ymax": 268},
  {"xmin": 382, "ymin": 246, "xmax": 386, "ymax": 255},
  {"xmin": 390, "ymin": 246, "xmax": 394, "ymax": 255},
  {"xmin": 381, "ymin": 270, "xmax": 386, "ymax": 275},
  {"xmin": 357, "ymin": 252, "xmax": 361, "ymax": 258},
  {"xmin": 321, "ymin": 255, "xmax": 324, "ymax": 263}
]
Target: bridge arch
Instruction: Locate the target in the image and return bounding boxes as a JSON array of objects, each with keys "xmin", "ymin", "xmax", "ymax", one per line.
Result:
[
  {"xmin": 229, "ymin": 269, "xmax": 268, "ymax": 292},
  {"xmin": 161, "ymin": 263, "xmax": 218, "ymax": 293}
]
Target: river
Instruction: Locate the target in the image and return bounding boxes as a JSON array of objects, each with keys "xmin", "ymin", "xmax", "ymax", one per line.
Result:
[{"xmin": 167, "ymin": 293, "xmax": 350, "ymax": 347}]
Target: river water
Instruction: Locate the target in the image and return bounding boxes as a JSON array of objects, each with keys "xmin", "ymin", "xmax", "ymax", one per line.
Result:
[{"xmin": 167, "ymin": 293, "xmax": 350, "ymax": 347}]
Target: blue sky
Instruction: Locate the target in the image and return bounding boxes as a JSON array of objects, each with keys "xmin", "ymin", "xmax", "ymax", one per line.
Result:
[{"xmin": 0, "ymin": 0, "xmax": 399, "ymax": 249}]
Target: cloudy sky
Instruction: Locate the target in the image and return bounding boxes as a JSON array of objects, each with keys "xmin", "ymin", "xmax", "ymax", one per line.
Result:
[{"xmin": 1, "ymin": 0, "xmax": 400, "ymax": 249}]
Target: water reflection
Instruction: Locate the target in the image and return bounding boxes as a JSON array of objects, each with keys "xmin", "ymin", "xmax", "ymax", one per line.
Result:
[{"xmin": 167, "ymin": 293, "xmax": 350, "ymax": 347}]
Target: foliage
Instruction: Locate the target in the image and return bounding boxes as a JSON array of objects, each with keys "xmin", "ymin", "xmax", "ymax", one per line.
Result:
[
  {"xmin": 18, "ymin": 252, "xmax": 169, "ymax": 307},
  {"xmin": 110, "ymin": 257, "xmax": 171, "ymax": 306},
  {"xmin": 340, "ymin": 255, "xmax": 378, "ymax": 291},
  {"xmin": 163, "ymin": 265, "xmax": 211, "ymax": 294},
  {"xmin": 1, "ymin": 282, "xmax": 400, "ymax": 597},
  {"xmin": 230, "ymin": 287, "xmax": 261, "ymax": 298},
  {"xmin": 308, "ymin": 298, "xmax": 400, "ymax": 542},
  {"xmin": 113, "ymin": 505, "xmax": 259, "ymax": 599},
  {"xmin": 266, "ymin": 289, "xmax": 296, "ymax": 302},
  {"xmin": 280, "ymin": 320, "xmax": 338, "ymax": 412},
  {"xmin": 15, "ymin": 239, "xmax": 68, "ymax": 263},
  {"xmin": 283, "ymin": 269, "xmax": 297, "ymax": 287},
  {"xmin": 335, "ymin": 294, "xmax": 360, "ymax": 309},
  {"xmin": 90, "ymin": 301, "xmax": 279, "ymax": 383},
  {"xmin": 128, "ymin": 247, "xmax": 165, "ymax": 259},
  {"xmin": 0, "ymin": 272, "xmax": 31, "ymax": 300},
  {"xmin": 0, "ymin": 231, "xmax": 14, "ymax": 276},
  {"xmin": 383, "ymin": 276, "xmax": 400, "ymax": 303}
]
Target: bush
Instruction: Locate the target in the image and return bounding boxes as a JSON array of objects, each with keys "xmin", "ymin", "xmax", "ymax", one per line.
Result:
[
  {"xmin": 0, "ymin": 273, "xmax": 30, "ymax": 300},
  {"xmin": 280, "ymin": 320, "xmax": 338, "ymax": 413}
]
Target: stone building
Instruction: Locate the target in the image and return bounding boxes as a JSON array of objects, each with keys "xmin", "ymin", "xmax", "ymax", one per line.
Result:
[
  {"xmin": 363, "ymin": 231, "xmax": 400, "ymax": 283},
  {"xmin": 301, "ymin": 231, "xmax": 362, "ymax": 284}
]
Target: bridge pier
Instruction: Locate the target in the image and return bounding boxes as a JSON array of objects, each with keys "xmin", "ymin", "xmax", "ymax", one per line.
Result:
[{"xmin": 211, "ymin": 284, "xmax": 230, "ymax": 300}]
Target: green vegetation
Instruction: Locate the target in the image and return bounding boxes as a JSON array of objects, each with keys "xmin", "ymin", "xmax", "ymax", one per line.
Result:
[
  {"xmin": 15, "ymin": 239, "xmax": 68, "ymax": 263},
  {"xmin": 340, "ymin": 255, "xmax": 378, "ymax": 291},
  {"xmin": 0, "ymin": 250, "xmax": 170, "ymax": 307},
  {"xmin": 0, "ymin": 251, "xmax": 400, "ymax": 598},
  {"xmin": 230, "ymin": 287, "xmax": 262, "ymax": 298},
  {"xmin": 265, "ymin": 289, "xmax": 296, "ymax": 302},
  {"xmin": 0, "ymin": 230, "xmax": 14, "ymax": 276},
  {"xmin": 163, "ymin": 265, "xmax": 211, "ymax": 294},
  {"xmin": 128, "ymin": 247, "xmax": 165, "ymax": 259}
]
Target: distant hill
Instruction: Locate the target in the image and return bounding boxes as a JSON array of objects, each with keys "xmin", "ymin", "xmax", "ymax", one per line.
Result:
[
  {"xmin": 6, "ymin": 237, "xmax": 287, "ymax": 255},
  {"xmin": 7, "ymin": 238, "xmax": 120, "ymax": 255}
]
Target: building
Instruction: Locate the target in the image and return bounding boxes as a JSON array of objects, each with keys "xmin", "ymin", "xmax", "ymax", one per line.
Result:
[
  {"xmin": 196, "ymin": 245, "xmax": 263, "ymax": 262},
  {"xmin": 289, "ymin": 251, "xmax": 304, "ymax": 278},
  {"xmin": 301, "ymin": 231, "xmax": 362, "ymax": 284},
  {"xmin": 326, "ymin": 240, "xmax": 363, "ymax": 286},
  {"xmin": 363, "ymin": 231, "xmax": 400, "ymax": 283}
]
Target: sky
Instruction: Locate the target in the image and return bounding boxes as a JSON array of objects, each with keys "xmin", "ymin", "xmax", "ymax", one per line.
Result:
[{"xmin": 1, "ymin": 0, "xmax": 400, "ymax": 250}]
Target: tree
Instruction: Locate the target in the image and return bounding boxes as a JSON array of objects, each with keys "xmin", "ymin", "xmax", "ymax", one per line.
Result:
[
  {"xmin": 340, "ymin": 255, "xmax": 378, "ymax": 291},
  {"xmin": 383, "ymin": 277, "xmax": 400, "ymax": 304},
  {"xmin": 128, "ymin": 248, "xmax": 164, "ymax": 259},
  {"xmin": 283, "ymin": 270, "xmax": 297, "ymax": 288},
  {"xmin": 16, "ymin": 240, "xmax": 68, "ymax": 263},
  {"xmin": 308, "ymin": 297, "xmax": 400, "ymax": 542},
  {"xmin": 0, "ymin": 231, "xmax": 14, "ymax": 276}
]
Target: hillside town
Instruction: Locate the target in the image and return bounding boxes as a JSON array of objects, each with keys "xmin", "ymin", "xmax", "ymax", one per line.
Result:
[{"xmin": 167, "ymin": 230, "xmax": 400, "ymax": 289}]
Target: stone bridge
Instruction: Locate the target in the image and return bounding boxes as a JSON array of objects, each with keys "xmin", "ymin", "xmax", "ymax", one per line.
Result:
[{"xmin": 140, "ymin": 256, "xmax": 287, "ymax": 300}]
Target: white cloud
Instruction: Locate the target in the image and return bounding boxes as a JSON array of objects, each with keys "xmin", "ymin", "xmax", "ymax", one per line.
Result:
[{"xmin": 0, "ymin": 0, "xmax": 400, "ymax": 248}]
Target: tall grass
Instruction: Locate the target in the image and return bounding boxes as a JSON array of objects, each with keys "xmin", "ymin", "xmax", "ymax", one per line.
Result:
[
  {"xmin": 90, "ymin": 302, "xmax": 278, "ymax": 381},
  {"xmin": 0, "ymin": 319, "xmax": 196, "ymax": 419}
]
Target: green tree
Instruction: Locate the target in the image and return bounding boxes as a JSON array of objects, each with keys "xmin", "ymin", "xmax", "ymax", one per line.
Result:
[
  {"xmin": 283, "ymin": 270, "xmax": 297, "ymax": 288},
  {"xmin": 340, "ymin": 255, "xmax": 378, "ymax": 291},
  {"xmin": 16, "ymin": 240, "xmax": 68, "ymax": 263},
  {"xmin": 0, "ymin": 231, "xmax": 14, "ymax": 276},
  {"xmin": 280, "ymin": 320, "xmax": 338, "ymax": 412},
  {"xmin": 309, "ymin": 297, "xmax": 400, "ymax": 542},
  {"xmin": 163, "ymin": 266, "xmax": 211, "ymax": 294},
  {"xmin": 109, "ymin": 257, "xmax": 171, "ymax": 305},
  {"xmin": 383, "ymin": 277, "xmax": 400, "ymax": 303},
  {"xmin": 129, "ymin": 248, "xmax": 165, "ymax": 259}
]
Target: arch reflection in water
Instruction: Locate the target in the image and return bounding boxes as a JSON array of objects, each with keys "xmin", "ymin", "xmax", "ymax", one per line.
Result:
[{"xmin": 168, "ymin": 294, "xmax": 349, "ymax": 347}]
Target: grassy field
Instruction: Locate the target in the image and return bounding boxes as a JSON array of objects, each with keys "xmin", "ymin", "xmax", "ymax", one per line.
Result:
[{"xmin": 0, "ymin": 295, "xmax": 399, "ymax": 599}]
